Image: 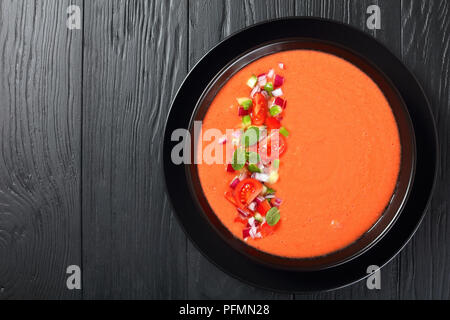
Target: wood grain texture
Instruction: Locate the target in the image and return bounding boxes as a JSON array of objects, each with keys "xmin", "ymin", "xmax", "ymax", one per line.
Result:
[
  {"xmin": 82, "ymin": 0, "xmax": 188, "ymax": 299},
  {"xmin": 187, "ymin": 0, "xmax": 295, "ymax": 299},
  {"xmin": 293, "ymin": 0, "xmax": 401, "ymax": 299},
  {"xmin": 399, "ymin": 0, "xmax": 450, "ymax": 299},
  {"xmin": 0, "ymin": 0, "xmax": 82, "ymax": 299}
]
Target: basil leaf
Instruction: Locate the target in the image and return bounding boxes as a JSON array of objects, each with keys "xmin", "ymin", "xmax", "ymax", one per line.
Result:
[
  {"xmin": 245, "ymin": 151, "xmax": 260, "ymax": 164},
  {"xmin": 266, "ymin": 207, "xmax": 280, "ymax": 226},
  {"xmin": 241, "ymin": 126, "xmax": 259, "ymax": 147},
  {"xmin": 232, "ymin": 149, "xmax": 246, "ymax": 171}
]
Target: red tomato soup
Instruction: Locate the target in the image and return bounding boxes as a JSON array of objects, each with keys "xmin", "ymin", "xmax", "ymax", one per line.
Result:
[{"xmin": 196, "ymin": 50, "xmax": 401, "ymax": 258}]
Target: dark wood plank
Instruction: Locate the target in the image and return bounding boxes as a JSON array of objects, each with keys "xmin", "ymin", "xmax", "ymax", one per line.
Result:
[
  {"xmin": 82, "ymin": 0, "xmax": 188, "ymax": 299},
  {"xmin": 294, "ymin": 0, "xmax": 401, "ymax": 299},
  {"xmin": 0, "ymin": 0, "xmax": 82, "ymax": 299},
  {"xmin": 187, "ymin": 0, "xmax": 295, "ymax": 299},
  {"xmin": 399, "ymin": 0, "xmax": 450, "ymax": 299}
]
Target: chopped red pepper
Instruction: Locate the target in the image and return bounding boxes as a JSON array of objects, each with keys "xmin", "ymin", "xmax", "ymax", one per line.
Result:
[
  {"xmin": 266, "ymin": 117, "xmax": 281, "ymax": 129},
  {"xmin": 224, "ymin": 191, "xmax": 237, "ymax": 206},
  {"xmin": 260, "ymin": 223, "xmax": 275, "ymax": 237},
  {"xmin": 256, "ymin": 200, "xmax": 271, "ymax": 215}
]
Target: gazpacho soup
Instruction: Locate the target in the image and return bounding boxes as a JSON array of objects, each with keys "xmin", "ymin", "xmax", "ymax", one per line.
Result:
[{"xmin": 196, "ymin": 50, "xmax": 401, "ymax": 258}]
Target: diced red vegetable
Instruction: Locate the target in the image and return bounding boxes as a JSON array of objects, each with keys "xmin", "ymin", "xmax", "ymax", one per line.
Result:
[
  {"xmin": 230, "ymin": 177, "xmax": 240, "ymax": 189},
  {"xmin": 274, "ymin": 97, "xmax": 285, "ymax": 108},
  {"xmin": 271, "ymin": 197, "xmax": 283, "ymax": 207},
  {"xmin": 257, "ymin": 200, "xmax": 272, "ymax": 215},
  {"xmin": 274, "ymin": 75, "xmax": 284, "ymax": 88},
  {"xmin": 234, "ymin": 216, "xmax": 247, "ymax": 225},
  {"xmin": 238, "ymin": 107, "xmax": 249, "ymax": 116},
  {"xmin": 227, "ymin": 163, "xmax": 235, "ymax": 172},
  {"xmin": 237, "ymin": 207, "xmax": 250, "ymax": 218},
  {"xmin": 251, "ymin": 92, "xmax": 268, "ymax": 126},
  {"xmin": 225, "ymin": 191, "xmax": 237, "ymax": 206},
  {"xmin": 233, "ymin": 178, "xmax": 263, "ymax": 208},
  {"xmin": 242, "ymin": 227, "xmax": 251, "ymax": 238},
  {"xmin": 260, "ymin": 223, "xmax": 275, "ymax": 237},
  {"xmin": 261, "ymin": 90, "xmax": 270, "ymax": 100},
  {"xmin": 218, "ymin": 135, "xmax": 227, "ymax": 144},
  {"xmin": 266, "ymin": 117, "xmax": 281, "ymax": 129},
  {"xmin": 255, "ymin": 195, "xmax": 265, "ymax": 205}
]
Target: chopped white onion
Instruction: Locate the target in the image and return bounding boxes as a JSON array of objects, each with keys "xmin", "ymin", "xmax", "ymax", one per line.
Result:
[
  {"xmin": 239, "ymin": 171, "xmax": 248, "ymax": 181},
  {"xmin": 267, "ymin": 68, "xmax": 275, "ymax": 78},
  {"xmin": 254, "ymin": 173, "xmax": 269, "ymax": 182},
  {"xmin": 218, "ymin": 135, "xmax": 227, "ymax": 144},
  {"xmin": 250, "ymin": 85, "xmax": 261, "ymax": 97},
  {"xmin": 278, "ymin": 63, "xmax": 285, "ymax": 69},
  {"xmin": 258, "ymin": 75, "xmax": 267, "ymax": 87},
  {"xmin": 272, "ymin": 88, "xmax": 283, "ymax": 97},
  {"xmin": 249, "ymin": 226, "xmax": 258, "ymax": 239},
  {"xmin": 248, "ymin": 202, "xmax": 256, "ymax": 212}
]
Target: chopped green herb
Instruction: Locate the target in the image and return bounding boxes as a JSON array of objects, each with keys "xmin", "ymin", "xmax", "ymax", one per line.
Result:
[
  {"xmin": 269, "ymin": 105, "xmax": 282, "ymax": 116},
  {"xmin": 237, "ymin": 97, "xmax": 253, "ymax": 110},
  {"xmin": 272, "ymin": 159, "xmax": 280, "ymax": 169},
  {"xmin": 265, "ymin": 187, "xmax": 276, "ymax": 195},
  {"xmin": 279, "ymin": 127, "xmax": 290, "ymax": 137},
  {"xmin": 241, "ymin": 126, "xmax": 259, "ymax": 147},
  {"xmin": 254, "ymin": 213, "xmax": 264, "ymax": 223},
  {"xmin": 242, "ymin": 115, "xmax": 252, "ymax": 127},
  {"xmin": 245, "ymin": 151, "xmax": 260, "ymax": 164},
  {"xmin": 261, "ymin": 185, "xmax": 268, "ymax": 195},
  {"xmin": 247, "ymin": 164, "xmax": 261, "ymax": 173},
  {"xmin": 264, "ymin": 82, "xmax": 274, "ymax": 94},
  {"xmin": 231, "ymin": 149, "xmax": 246, "ymax": 171},
  {"xmin": 266, "ymin": 207, "xmax": 280, "ymax": 226}
]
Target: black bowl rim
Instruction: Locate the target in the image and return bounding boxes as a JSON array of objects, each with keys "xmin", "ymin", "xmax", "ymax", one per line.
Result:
[{"xmin": 162, "ymin": 17, "xmax": 439, "ymax": 292}]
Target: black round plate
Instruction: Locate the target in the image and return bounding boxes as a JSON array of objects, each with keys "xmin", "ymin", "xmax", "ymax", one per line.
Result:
[{"xmin": 163, "ymin": 18, "xmax": 438, "ymax": 292}]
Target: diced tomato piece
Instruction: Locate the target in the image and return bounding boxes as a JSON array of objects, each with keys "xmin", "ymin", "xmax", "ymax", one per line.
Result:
[
  {"xmin": 256, "ymin": 200, "xmax": 271, "ymax": 215},
  {"xmin": 224, "ymin": 191, "xmax": 237, "ymax": 206},
  {"xmin": 259, "ymin": 131, "xmax": 287, "ymax": 163},
  {"xmin": 266, "ymin": 117, "xmax": 281, "ymax": 129},
  {"xmin": 233, "ymin": 178, "xmax": 263, "ymax": 208},
  {"xmin": 251, "ymin": 92, "xmax": 267, "ymax": 126},
  {"xmin": 234, "ymin": 216, "xmax": 248, "ymax": 225},
  {"xmin": 260, "ymin": 223, "xmax": 275, "ymax": 237}
]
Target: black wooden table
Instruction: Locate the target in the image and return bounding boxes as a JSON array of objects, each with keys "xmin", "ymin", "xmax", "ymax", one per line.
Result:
[{"xmin": 0, "ymin": 0, "xmax": 448, "ymax": 300}]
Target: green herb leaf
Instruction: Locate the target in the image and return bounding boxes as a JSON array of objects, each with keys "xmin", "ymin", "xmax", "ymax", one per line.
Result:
[
  {"xmin": 232, "ymin": 149, "xmax": 246, "ymax": 171},
  {"xmin": 247, "ymin": 164, "xmax": 261, "ymax": 173},
  {"xmin": 245, "ymin": 151, "xmax": 260, "ymax": 164},
  {"xmin": 272, "ymin": 159, "xmax": 280, "ymax": 169},
  {"xmin": 242, "ymin": 115, "xmax": 252, "ymax": 127},
  {"xmin": 241, "ymin": 126, "xmax": 259, "ymax": 147},
  {"xmin": 269, "ymin": 105, "xmax": 282, "ymax": 116},
  {"xmin": 264, "ymin": 82, "xmax": 274, "ymax": 93},
  {"xmin": 280, "ymin": 127, "xmax": 290, "ymax": 137},
  {"xmin": 266, "ymin": 207, "xmax": 280, "ymax": 226}
]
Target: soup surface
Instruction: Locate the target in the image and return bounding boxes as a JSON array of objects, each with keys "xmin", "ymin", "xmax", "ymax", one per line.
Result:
[{"xmin": 196, "ymin": 50, "xmax": 401, "ymax": 258}]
